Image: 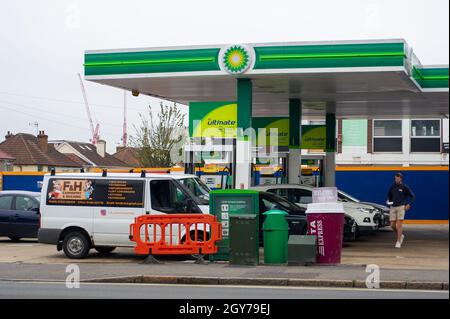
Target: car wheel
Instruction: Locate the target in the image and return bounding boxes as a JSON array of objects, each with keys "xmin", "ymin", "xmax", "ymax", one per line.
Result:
[
  {"xmin": 8, "ymin": 237, "xmax": 21, "ymax": 242},
  {"xmin": 62, "ymin": 231, "xmax": 90, "ymax": 259},
  {"xmin": 94, "ymin": 246, "xmax": 116, "ymax": 254}
]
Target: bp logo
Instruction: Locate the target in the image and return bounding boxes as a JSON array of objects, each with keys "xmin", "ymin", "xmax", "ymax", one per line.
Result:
[{"xmin": 219, "ymin": 44, "xmax": 254, "ymax": 74}]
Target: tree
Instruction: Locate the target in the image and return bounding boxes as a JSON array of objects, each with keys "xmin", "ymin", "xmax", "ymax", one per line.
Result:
[{"xmin": 131, "ymin": 102, "xmax": 186, "ymax": 167}]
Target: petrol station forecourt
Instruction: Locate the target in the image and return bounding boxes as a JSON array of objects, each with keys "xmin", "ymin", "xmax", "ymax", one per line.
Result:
[{"xmin": 84, "ymin": 39, "xmax": 448, "ymax": 189}]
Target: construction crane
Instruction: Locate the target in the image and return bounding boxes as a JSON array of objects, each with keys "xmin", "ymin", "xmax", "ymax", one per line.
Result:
[
  {"xmin": 122, "ymin": 90, "xmax": 127, "ymax": 147},
  {"xmin": 77, "ymin": 73, "xmax": 100, "ymax": 145}
]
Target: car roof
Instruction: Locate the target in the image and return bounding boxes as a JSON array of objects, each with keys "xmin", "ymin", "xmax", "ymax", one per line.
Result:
[{"xmin": 0, "ymin": 190, "xmax": 41, "ymax": 196}]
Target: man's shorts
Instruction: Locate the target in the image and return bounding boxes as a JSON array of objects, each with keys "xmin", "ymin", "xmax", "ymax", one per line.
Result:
[{"xmin": 390, "ymin": 205, "xmax": 406, "ymax": 221}]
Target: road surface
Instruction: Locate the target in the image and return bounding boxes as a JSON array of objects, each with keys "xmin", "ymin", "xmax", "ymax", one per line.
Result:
[{"xmin": 0, "ymin": 281, "xmax": 447, "ymax": 299}]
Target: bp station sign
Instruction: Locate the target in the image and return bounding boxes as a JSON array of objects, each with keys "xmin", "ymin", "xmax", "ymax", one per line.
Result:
[{"xmin": 219, "ymin": 44, "xmax": 255, "ymax": 74}]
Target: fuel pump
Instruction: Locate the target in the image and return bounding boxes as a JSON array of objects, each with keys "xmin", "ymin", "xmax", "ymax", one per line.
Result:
[
  {"xmin": 184, "ymin": 137, "xmax": 235, "ymax": 189},
  {"xmin": 300, "ymin": 155, "xmax": 325, "ymax": 187}
]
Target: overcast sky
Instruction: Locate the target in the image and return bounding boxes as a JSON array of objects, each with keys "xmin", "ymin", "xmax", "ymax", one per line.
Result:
[{"xmin": 0, "ymin": 0, "xmax": 448, "ymax": 153}]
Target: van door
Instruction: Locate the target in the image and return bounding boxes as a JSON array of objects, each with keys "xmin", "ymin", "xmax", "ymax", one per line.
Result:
[
  {"xmin": 146, "ymin": 178, "xmax": 201, "ymax": 245},
  {"xmin": 92, "ymin": 178, "xmax": 145, "ymax": 247}
]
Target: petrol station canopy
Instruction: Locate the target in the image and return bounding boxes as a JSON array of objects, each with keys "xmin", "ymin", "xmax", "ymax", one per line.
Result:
[{"xmin": 84, "ymin": 39, "xmax": 449, "ymax": 119}]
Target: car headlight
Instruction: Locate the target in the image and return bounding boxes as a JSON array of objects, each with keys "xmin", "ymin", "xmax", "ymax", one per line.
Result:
[
  {"xmin": 363, "ymin": 217, "xmax": 371, "ymax": 223},
  {"xmin": 358, "ymin": 208, "xmax": 371, "ymax": 214}
]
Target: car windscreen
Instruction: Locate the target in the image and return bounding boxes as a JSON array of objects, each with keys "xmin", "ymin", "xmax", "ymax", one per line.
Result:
[
  {"xmin": 178, "ymin": 177, "xmax": 210, "ymax": 205},
  {"xmin": 34, "ymin": 195, "xmax": 41, "ymax": 203},
  {"xmin": 338, "ymin": 190, "xmax": 360, "ymax": 202},
  {"xmin": 261, "ymin": 192, "xmax": 304, "ymax": 213}
]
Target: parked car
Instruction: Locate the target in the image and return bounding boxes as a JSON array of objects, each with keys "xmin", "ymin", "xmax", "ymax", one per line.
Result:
[
  {"xmin": 337, "ymin": 190, "xmax": 390, "ymax": 228},
  {"xmin": 250, "ymin": 184, "xmax": 379, "ymax": 238},
  {"xmin": 38, "ymin": 172, "xmax": 206, "ymax": 259},
  {"xmin": 255, "ymin": 191, "xmax": 357, "ymax": 243},
  {"xmin": 0, "ymin": 190, "xmax": 41, "ymax": 241}
]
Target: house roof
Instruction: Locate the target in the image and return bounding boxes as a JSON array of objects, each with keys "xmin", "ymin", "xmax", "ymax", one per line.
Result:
[
  {"xmin": 113, "ymin": 147, "xmax": 141, "ymax": 167},
  {"xmin": 0, "ymin": 149, "xmax": 15, "ymax": 160},
  {"xmin": 64, "ymin": 153, "xmax": 91, "ymax": 167},
  {"xmin": 0, "ymin": 133, "xmax": 79, "ymax": 167},
  {"xmin": 65, "ymin": 141, "xmax": 129, "ymax": 167}
]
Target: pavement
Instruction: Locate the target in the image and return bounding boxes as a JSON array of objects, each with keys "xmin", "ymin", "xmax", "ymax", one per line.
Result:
[{"xmin": 0, "ymin": 224, "xmax": 448, "ymax": 291}]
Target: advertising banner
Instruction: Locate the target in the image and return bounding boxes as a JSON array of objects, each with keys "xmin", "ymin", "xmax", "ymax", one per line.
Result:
[
  {"xmin": 189, "ymin": 101, "xmax": 237, "ymax": 138},
  {"xmin": 46, "ymin": 178, "xmax": 144, "ymax": 207},
  {"xmin": 252, "ymin": 117, "xmax": 289, "ymax": 147},
  {"xmin": 301, "ymin": 125, "xmax": 326, "ymax": 149}
]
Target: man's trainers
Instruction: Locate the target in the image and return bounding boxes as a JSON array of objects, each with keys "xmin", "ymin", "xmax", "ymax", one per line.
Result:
[
  {"xmin": 400, "ymin": 234, "xmax": 405, "ymax": 245},
  {"xmin": 395, "ymin": 241, "xmax": 401, "ymax": 248}
]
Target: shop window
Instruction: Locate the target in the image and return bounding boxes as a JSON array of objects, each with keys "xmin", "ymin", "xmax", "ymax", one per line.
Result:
[
  {"xmin": 373, "ymin": 120, "xmax": 403, "ymax": 152},
  {"xmin": 410, "ymin": 120, "xmax": 441, "ymax": 152}
]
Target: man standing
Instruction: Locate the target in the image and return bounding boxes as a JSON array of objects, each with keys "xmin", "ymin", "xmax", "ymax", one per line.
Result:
[{"xmin": 387, "ymin": 173, "xmax": 415, "ymax": 248}]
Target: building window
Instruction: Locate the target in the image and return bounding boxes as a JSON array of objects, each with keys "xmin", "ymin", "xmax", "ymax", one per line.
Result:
[
  {"xmin": 373, "ymin": 120, "xmax": 403, "ymax": 152},
  {"xmin": 410, "ymin": 119, "xmax": 441, "ymax": 152}
]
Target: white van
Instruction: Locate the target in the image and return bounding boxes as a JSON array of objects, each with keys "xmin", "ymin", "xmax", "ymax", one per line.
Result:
[{"xmin": 38, "ymin": 172, "xmax": 210, "ymax": 259}]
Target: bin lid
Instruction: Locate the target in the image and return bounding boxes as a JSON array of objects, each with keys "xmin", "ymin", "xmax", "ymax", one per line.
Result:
[
  {"xmin": 263, "ymin": 210, "xmax": 288, "ymax": 216},
  {"xmin": 305, "ymin": 202, "xmax": 345, "ymax": 214},
  {"xmin": 262, "ymin": 210, "xmax": 289, "ymax": 231}
]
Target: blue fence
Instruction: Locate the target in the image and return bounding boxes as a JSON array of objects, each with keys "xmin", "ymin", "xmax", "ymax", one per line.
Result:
[
  {"xmin": 2, "ymin": 174, "xmax": 44, "ymax": 192},
  {"xmin": 1, "ymin": 169, "xmax": 448, "ymax": 220},
  {"xmin": 336, "ymin": 169, "xmax": 449, "ymax": 220}
]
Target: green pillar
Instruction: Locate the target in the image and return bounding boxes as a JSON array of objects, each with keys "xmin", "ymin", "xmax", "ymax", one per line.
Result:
[
  {"xmin": 325, "ymin": 112, "xmax": 336, "ymax": 187},
  {"xmin": 288, "ymin": 99, "xmax": 301, "ymax": 184},
  {"xmin": 237, "ymin": 78, "xmax": 252, "ymax": 131},
  {"xmin": 325, "ymin": 113, "xmax": 336, "ymax": 152},
  {"xmin": 289, "ymin": 99, "xmax": 301, "ymax": 149},
  {"xmin": 235, "ymin": 78, "xmax": 253, "ymax": 189}
]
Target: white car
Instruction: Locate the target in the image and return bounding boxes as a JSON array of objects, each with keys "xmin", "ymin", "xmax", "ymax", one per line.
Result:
[
  {"xmin": 250, "ymin": 184, "xmax": 380, "ymax": 237},
  {"xmin": 38, "ymin": 172, "xmax": 210, "ymax": 259}
]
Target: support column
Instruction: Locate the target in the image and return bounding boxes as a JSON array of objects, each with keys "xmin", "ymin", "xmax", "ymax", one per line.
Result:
[
  {"xmin": 235, "ymin": 79, "xmax": 252, "ymax": 189},
  {"xmin": 288, "ymin": 99, "xmax": 301, "ymax": 184},
  {"xmin": 324, "ymin": 112, "xmax": 336, "ymax": 187}
]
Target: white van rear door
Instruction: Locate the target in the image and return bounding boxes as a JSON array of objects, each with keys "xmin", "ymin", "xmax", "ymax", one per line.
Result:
[{"xmin": 92, "ymin": 178, "xmax": 145, "ymax": 247}]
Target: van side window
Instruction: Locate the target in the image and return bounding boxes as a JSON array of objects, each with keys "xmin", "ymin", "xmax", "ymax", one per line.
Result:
[{"xmin": 150, "ymin": 180, "xmax": 195, "ymax": 214}]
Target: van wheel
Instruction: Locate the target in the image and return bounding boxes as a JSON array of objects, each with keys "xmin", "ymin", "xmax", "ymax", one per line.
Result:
[
  {"xmin": 95, "ymin": 246, "xmax": 116, "ymax": 254},
  {"xmin": 63, "ymin": 231, "xmax": 90, "ymax": 259},
  {"xmin": 9, "ymin": 237, "xmax": 21, "ymax": 242}
]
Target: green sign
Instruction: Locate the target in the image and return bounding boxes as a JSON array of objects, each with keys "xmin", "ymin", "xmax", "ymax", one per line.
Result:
[
  {"xmin": 189, "ymin": 101, "xmax": 237, "ymax": 138},
  {"xmin": 252, "ymin": 117, "xmax": 290, "ymax": 147},
  {"xmin": 301, "ymin": 125, "xmax": 326, "ymax": 149},
  {"xmin": 342, "ymin": 120, "xmax": 367, "ymax": 147}
]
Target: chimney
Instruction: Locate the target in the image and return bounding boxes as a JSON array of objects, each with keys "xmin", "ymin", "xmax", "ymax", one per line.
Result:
[
  {"xmin": 96, "ymin": 139, "xmax": 106, "ymax": 158},
  {"xmin": 5, "ymin": 131, "xmax": 13, "ymax": 139},
  {"xmin": 37, "ymin": 130, "xmax": 48, "ymax": 153}
]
